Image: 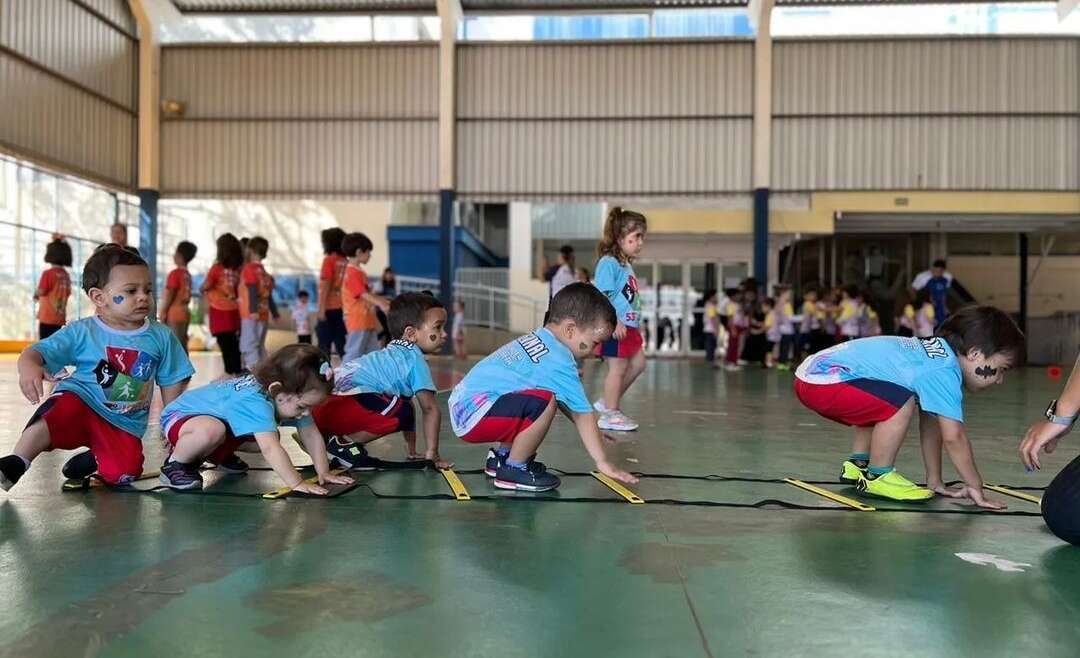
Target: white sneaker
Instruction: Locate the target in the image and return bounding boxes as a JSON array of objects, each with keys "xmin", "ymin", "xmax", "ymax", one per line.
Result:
[
  {"xmin": 598, "ymin": 410, "xmax": 639, "ymax": 432},
  {"xmin": 593, "ymin": 400, "xmax": 609, "ymax": 414},
  {"xmin": 724, "ymin": 363, "xmax": 743, "ymax": 372}
]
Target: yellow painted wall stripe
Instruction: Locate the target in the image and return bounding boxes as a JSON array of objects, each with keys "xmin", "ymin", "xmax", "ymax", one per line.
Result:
[
  {"xmin": 784, "ymin": 478, "xmax": 876, "ymax": 512},
  {"xmin": 591, "ymin": 471, "xmax": 645, "ymax": 504},
  {"xmin": 440, "ymin": 468, "xmax": 471, "ymax": 501}
]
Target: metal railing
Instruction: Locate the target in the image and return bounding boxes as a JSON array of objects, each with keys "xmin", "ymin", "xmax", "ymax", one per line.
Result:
[{"xmin": 395, "ymin": 274, "xmax": 546, "ymax": 333}]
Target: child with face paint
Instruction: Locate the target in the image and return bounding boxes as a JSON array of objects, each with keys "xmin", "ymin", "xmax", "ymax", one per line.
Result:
[
  {"xmin": 2, "ymin": 245, "xmax": 194, "ymax": 491},
  {"xmin": 449, "ymin": 283, "xmax": 638, "ymax": 492},
  {"xmin": 159, "ymin": 344, "xmax": 352, "ymax": 494},
  {"xmin": 794, "ymin": 305, "xmax": 1025, "ymax": 507},
  {"xmin": 313, "ymin": 292, "xmax": 452, "ymax": 469}
]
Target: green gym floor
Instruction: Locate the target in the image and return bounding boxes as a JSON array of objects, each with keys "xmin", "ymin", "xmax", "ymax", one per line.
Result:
[{"xmin": 1, "ymin": 353, "xmax": 1078, "ymax": 657}]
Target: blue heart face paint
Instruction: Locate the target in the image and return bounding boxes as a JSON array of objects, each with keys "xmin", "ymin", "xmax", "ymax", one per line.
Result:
[{"xmin": 112, "ymin": 295, "xmax": 125, "ymax": 305}]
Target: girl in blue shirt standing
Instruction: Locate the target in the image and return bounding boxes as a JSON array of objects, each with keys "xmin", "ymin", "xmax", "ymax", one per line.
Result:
[{"xmin": 592, "ymin": 207, "xmax": 648, "ymax": 432}]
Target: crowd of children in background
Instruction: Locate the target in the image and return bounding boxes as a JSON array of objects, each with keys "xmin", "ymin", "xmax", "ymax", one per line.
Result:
[{"xmin": 706, "ymin": 281, "xmax": 890, "ymax": 372}]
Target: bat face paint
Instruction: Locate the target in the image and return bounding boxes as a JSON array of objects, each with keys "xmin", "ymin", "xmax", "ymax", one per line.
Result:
[
  {"xmin": 112, "ymin": 295, "xmax": 125, "ymax": 305},
  {"xmin": 975, "ymin": 365, "xmax": 998, "ymax": 378}
]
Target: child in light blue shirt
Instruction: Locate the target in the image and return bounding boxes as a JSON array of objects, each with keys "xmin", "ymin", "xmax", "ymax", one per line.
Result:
[
  {"xmin": 313, "ymin": 292, "xmax": 452, "ymax": 470},
  {"xmin": 449, "ymin": 283, "xmax": 638, "ymax": 492}
]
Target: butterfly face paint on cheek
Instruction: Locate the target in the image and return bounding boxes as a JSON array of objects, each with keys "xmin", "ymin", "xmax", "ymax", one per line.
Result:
[{"xmin": 975, "ymin": 365, "xmax": 998, "ymax": 378}]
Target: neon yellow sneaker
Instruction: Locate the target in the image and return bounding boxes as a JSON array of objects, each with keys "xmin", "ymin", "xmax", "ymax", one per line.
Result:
[
  {"xmin": 856, "ymin": 470, "xmax": 934, "ymax": 502},
  {"xmin": 839, "ymin": 460, "xmax": 866, "ymax": 485}
]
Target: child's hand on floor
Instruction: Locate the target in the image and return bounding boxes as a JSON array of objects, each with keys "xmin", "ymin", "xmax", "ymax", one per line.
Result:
[
  {"xmin": 927, "ymin": 481, "xmax": 966, "ymax": 498},
  {"xmin": 597, "ymin": 460, "xmax": 638, "ymax": 484},
  {"xmin": 319, "ymin": 472, "xmax": 354, "ymax": 487},
  {"xmin": 963, "ymin": 487, "xmax": 1006, "ymax": 510},
  {"xmin": 428, "ymin": 453, "xmax": 454, "ymax": 470},
  {"xmin": 292, "ymin": 481, "xmax": 329, "ymax": 496}
]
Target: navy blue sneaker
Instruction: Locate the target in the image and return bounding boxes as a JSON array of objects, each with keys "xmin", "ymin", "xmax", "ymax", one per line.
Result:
[
  {"xmin": 484, "ymin": 449, "xmax": 508, "ymax": 477},
  {"xmin": 0, "ymin": 455, "xmax": 27, "ymax": 491},
  {"xmin": 159, "ymin": 460, "xmax": 203, "ymax": 491},
  {"xmin": 214, "ymin": 454, "xmax": 249, "ymax": 474},
  {"xmin": 62, "ymin": 450, "xmax": 97, "ymax": 480},
  {"xmin": 494, "ymin": 460, "xmax": 561, "ymax": 492},
  {"xmin": 326, "ymin": 437, "xmax": 379, "ymax": 471}
]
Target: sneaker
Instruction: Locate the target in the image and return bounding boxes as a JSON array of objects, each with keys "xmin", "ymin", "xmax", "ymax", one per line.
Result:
[
  {"xmin": 325, "ymin": 437, "xmax": 380, "ymax": 471},
  {"xmin": 62, "ymin": 450, "xmax": 97, "ymax": 480},
  {"xmin": 0, "ymin": 455, "xmax": 27, "ymax": 491},
  {"xmin": 593, "ymin": 400, "xmax": 609, "ymax": 414},
  {"xmin": 159, "ymin": 460, "xmax": 204, "ymax": 491},
  {"xmin": 214, "ymin": 454, "xmax": 249, "ymax": 474},
  {"xmin": 494, "ymin": 462, "xmax": 561, "ymax": 492},
  {"xmin": 839, "ymin": 460, "xmax": 867, "ymax": 485},
  {"xmin": 724, "ymin": 363, "xmax": 743, "ymax": 372},
  {"xmin": 598, "ymin": 410, "xmax": 639, "ymax": 432},
  {"xmin": 775, "ymin": 363, "xmax": 792, "ymax": 371},
  {"xmin": 856, "ymin": 470, "xmax": 933, "ymax": 502},
  {"xmin": 484, "ymin": 449, "xmax": 507, "ymax": 477}
]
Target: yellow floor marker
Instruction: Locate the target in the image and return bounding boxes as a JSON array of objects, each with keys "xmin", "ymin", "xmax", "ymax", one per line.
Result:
[
  {"xmin": 440, "ymin": 468, "xmax": 471, "ymax": 501},
  {"xmin": 784, "ymin": 478, "xmax": 876, "ymax": 512},
  {"xmin": 591, "ymin": 471, "xmax": 645, "ymax": 504},
  {"xmin": 985, "ymin": 485, "xmax": 1042, "ymax": 506},
  {"xmin": 262, "ymin": 468, "xmax": 347, "ymax": 500},
  {"xmin": 63, "ymin": 470, "xmax": 160, "ymax": 491}
]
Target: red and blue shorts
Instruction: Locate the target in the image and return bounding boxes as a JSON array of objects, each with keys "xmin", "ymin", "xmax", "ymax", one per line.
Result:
[
  {"xmin": 596, "ymin": 326, "xmax": 644, "ymax": 359},
  {"xmin": 165, "ymin": 415, "xmax": 252, "ymax": 465},
  {"xmin": 27, "ymin": 392, "xmax": 144, "ymax": 484},
  {"xmin": 312, "ymin": 393, "xmax": 416, "ymax": 438},
  {"xmin": 794, "ymin": 378, "xmax": 914, "ymax": 428},
  {"xmin": 461, "ymin": 389, "xmax": 554, "ymax": 444}
]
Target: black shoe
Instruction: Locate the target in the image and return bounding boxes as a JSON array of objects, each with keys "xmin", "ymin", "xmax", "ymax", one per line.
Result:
[
  {"xmin": 484, "ymin": 449, "xmax": 507, "ymax": 477},
  {"xmin": 325, "ymin": 437, "xmax": 380, "ymax": 471},
  {"xmin": 0, "ymin": 455, "xmax": 27, "ymax": 491},
  {"xmin": 214, "ymin": 454, "xmax": 249, "ymax": 474},
  {"xmin": 62, "ymin": 450, "xmax": 97, "ymax": 480},
  {"xmin": 159, "ymin": 460, "xmax": 204, "ymax": 491},
  {"xmin": 493, "ymin": 462, "xmax": 561, "ymax": 492}
]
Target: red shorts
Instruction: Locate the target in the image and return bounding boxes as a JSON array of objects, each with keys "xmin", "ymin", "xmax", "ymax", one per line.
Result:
[
  {"xmin": 597, "ymin": 327, "xmax": 644, "ymax": 359},
  {"xmin": 312, "ymin": 393, "xmax": 416, "ymax": 438},
  {"xmin": 794, "ymin": 378, "xmax": 914, "ymax": 428},
  {"xmin": 461, "ymin": 389, "xmax": 554, "ymax": 444},
  {"xmin": 165, "ymin": 415, "xmax": 250, "ymax": 465},
  {"xmin": 208, "ymin": 307, "xmax": 240, "ymax": 335},
  {"xmin": 27, "ymin": 392, "xmax": 143, "ymax": 484}
]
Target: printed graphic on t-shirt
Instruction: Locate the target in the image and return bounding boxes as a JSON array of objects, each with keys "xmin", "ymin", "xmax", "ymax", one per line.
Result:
[{"xmin": 94, "ymin": 346, "xmax": 157, "ymax": 412}]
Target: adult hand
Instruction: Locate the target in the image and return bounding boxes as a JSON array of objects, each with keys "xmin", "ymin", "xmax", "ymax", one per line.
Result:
[{"xmin": 1019, "ymin": 420, "xmax": 1069, "ymax": 471}]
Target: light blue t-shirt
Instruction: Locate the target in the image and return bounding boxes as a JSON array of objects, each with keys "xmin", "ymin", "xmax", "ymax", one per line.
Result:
[
  {"xmin": 33, "ymin": 317, "xmax": 194, "ymax": 438},
  {"xmin": 594, "ymin": 255, "xmax": 641, "ymax": 328},
  {"xmin": 795, "ymin": 335, "xmax": 965, "ymax": 422},
  {"xmin": 333, "ymin": 339, "xmax": 435, "ymax": 398},
  {"xmin": 449, "ymin": 327, "xmax": 591, "ymax": 435},
  {"xmin": 161, "ymin": 374, "xmax": 312, "ymax": 439}
]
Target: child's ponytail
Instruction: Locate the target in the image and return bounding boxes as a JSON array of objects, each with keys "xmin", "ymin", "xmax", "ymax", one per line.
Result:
[{"xmin": 596, "ymin": 206, "xmax": 647, "ymax": 264}]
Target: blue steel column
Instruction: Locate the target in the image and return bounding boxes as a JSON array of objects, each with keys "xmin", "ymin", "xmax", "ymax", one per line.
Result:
[
  {"xmin": 753, "ymin": 188, "xmax": 769, "ymax": 285},
  {"xmin": 438, "ymin": 190, "xmax": 455, "ymax": 312},
  {"xmin": 138, "ymin": 189, "xmax": 158, "ymax": 284}
]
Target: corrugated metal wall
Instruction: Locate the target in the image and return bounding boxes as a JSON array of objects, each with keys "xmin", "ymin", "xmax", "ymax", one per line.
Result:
[
  {"xmin": 456, "ymin": 40, "xmax": 754, "ymax": 201},
  {"xmin": 159, "ymin": 44, "xmax": 438, "ymax": 198},
  {"xmin": 772, "ymin": 38, "xmax": 1080, "ymax": 191},
  {"xmin": 0, "ymin": 0, "xmax": 136, "ymax": 189}
]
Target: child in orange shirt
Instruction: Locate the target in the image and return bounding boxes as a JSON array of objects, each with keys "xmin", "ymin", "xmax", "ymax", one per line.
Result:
[
  {"xmin": 239, "ymin": 236, "xmax": 277, "ymax": 370},
  {"xmin": 341, "ymin": 232, "xmax": 389, "ymax": 362},
  {"xmin": 159, "ymin": 241, "xmax": 198, "ymax": 352},
  {"xmin": 35, "ymin": 236, "xmax": 73, "ymax": 339}
]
